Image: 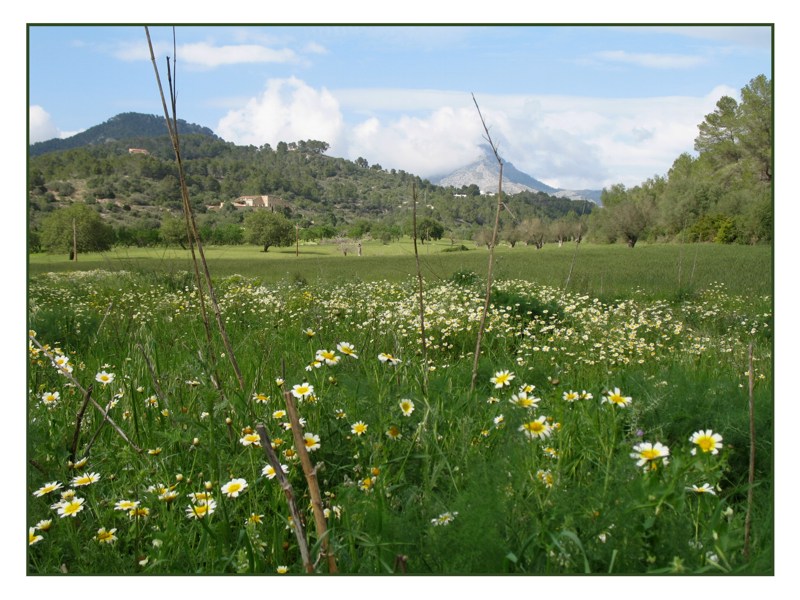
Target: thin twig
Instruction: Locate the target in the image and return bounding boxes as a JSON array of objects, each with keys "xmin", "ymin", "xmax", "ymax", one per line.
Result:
[
  {"xmin": 136, "ymin": 342, "xmax": 168, "ymax": 409},
  {"xmin": 145, "ymin": 26, "xmax": 245, "ymax": 392},
  {"xmin": 69, "ymin": 384, "xmax": 93, "ymax": 462},
  {"xmin": 255, "ymin": 423, "xmax": 313, "ymax": 573},
  {"xmin": 470, "ymin": 94, "xmax": 504, "ymax": 392},
  {"xmin": 282, "ymin": 390, "xmax": 337, "ymax": 573},
  {"xmin": 29, "ymin": 335, "xmax": 142, "ymax": 454}
]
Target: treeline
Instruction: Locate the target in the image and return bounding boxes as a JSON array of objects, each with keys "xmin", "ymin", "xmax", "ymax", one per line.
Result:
[{"xmin": 590, "ymin": 75, "xmax": 772, "ymax": 246}]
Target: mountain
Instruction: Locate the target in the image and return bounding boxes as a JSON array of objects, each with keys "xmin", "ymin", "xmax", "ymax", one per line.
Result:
[
  {"xmin": 434, "ymin": 145, "xmax": 601, "ymax": 203},
  {"xmin": 29, "ymin": 112, "xmax": 219, "ymax": 157}
]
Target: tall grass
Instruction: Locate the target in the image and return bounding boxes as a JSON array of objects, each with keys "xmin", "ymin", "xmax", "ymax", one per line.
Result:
[{"xmin": 27, "ymin": 265, "xmax": 772, "ymax": 574}]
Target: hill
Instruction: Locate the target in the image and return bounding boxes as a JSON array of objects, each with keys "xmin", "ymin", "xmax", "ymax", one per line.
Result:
[{"xmin": 29, "ymin": 112, "xmax": 219, "ymax": 156}]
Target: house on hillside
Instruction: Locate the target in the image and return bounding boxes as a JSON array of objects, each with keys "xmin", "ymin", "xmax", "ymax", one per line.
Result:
[
  {"xmin": 211, "ymin": 195, "xmax": 286, "ymax": 210},
  {"xmin": 128, "ymin": 148, "xmax": 150, "ymax": 155}
]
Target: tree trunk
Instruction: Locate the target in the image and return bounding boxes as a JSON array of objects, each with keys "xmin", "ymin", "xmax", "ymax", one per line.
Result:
[{"xmin": 263, "ymin": 244, "xmax": 269, "ymax": 252}]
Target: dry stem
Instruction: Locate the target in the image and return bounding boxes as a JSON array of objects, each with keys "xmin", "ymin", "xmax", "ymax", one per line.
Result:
[
  {"xmin": 470, "ymin": 94, "xmax": 504, "ymax": 392},
  {"xmin": 255, "ymin": 423, "xmax": 313, "ymax": 572},
  {"xmin": 743, "ymin": 343, "xmax": 756, "ymax": 560},
  {"xmin": 283, "ymin": 390, "xmax": 338, "ymax": 573}
]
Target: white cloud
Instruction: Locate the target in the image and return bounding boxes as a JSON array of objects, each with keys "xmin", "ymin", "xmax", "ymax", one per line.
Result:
[
  {"xmin": 179, "ymin": 42, "xmax": 296, "ymax": 68},
  {"xmin": 29, "ymin": 105, "xmax": 61, "ymax": 143},
  {"xmin": 214, "ymin": 77, "xmax": 740, "ymax": 189},
  {"xmin": 346, "ymin": 106, "xmax": 485, "ymax": 176},
  {"xmin": 113, "ymin": 39, "xmax": 297, "ymax": 68},
  {"xmin": 216, "ymin": 76, "xmax": 344, "ymax": 148},
  {"xmin": 594, "ymin": 50, "xmax": 708, "ymax": 69}
]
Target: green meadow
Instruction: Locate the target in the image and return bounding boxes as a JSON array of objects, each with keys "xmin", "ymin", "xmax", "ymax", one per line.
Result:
[{"xmin": 27, "ymin": 241, "xmax": 773, "ymax": 574}]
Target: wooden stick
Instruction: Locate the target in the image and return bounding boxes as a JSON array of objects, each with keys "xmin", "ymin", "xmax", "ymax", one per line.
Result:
[
  {"xmin": 283, "ymin": 390, "xmax": 338, "ymax": 573},
  {"xmin": 411, "ymin": 183, "xmax": 428, "ymax": 392},
  {"xmin": 137, "ymin": 342, "xmax": 168, "ymax": 409},
  {"xmin": 69, "ymin": 384, "xmax": 93, "ymax": 462},
  {"xmin": 255, "ymin": 423, "xmax": 313, "ymax": 573}
]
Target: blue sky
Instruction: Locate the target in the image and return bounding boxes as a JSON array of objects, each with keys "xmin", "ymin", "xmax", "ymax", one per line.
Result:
[{"xmin": 28, "ymin": 23, "xmax": 771, "ymax": 190}]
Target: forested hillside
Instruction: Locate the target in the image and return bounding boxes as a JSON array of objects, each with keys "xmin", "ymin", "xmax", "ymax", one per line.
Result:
[{"xmin": 27, "ymin": 74, "xmax": 772, "ymax": 254}]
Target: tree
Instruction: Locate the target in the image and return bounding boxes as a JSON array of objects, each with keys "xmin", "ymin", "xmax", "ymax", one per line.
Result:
[
  {"xmin": 40, "ymin": 202, "xmax": 114, "ymax": 257},
  {"xmin": 738, "ymin": 74, "xmax": 772, "ymax": 183},
  {"xmin": 159, "ymin": 215, "xmax": 188, "ymax": 248},
  {"xmin": 412, "ymin": 217, "xmax": 444, "ymax": 244},
  {"xmin": 244, "ymin": 210, "xmax": 294, "ymax": 252}
]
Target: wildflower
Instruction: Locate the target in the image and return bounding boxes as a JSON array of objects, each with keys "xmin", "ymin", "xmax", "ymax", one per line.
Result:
[
  {"xmin": 188, "ymin": 492, "xmax": 213, "ymax": 504},
  {"xmin": 316, "ymin": 349, "xmax": 340, "ymax": 366},
  {"xmin": 359, "ymin": 477, "xmax": 376, "ymax": 492},
  {"xmin": 148, "ymin": 448, "xmax": 162, "ymax": 456},
  {"xmin": 490, "ymin": 370, "xmax": 515, "ymax": 388},
  {"xmin": 543, "ymin": 447, "xmax": 559, "ymax": 459},
  {"xmin": 276, "ymin": 565, "xmax": 289, "ymax": 574},
  {"xmin": 35, "ymin": 519, "xmax": 52, "ymax": 532},
  {"xmin": 262, "ymin": 463, "xmax": 289, "ymax": 480},
  {"xmin": 602, "ymin": 387, "xmax": 632, "ymax": 408},
  {"xmin": 95, "ymin": 371, "xmax": 115, "ymax": 385},
  {"xmin": 252, "ymin": 392, "xmax": 270, "ymax": 404},
  {"xmin": 520, "ymin": 417, "xmax": 553, "ymax": 440},
  {"xmin": 334, "ymin": 408, "xmax": 347, "ymax": 420},
  {"xmin": 185, "ymin": 379, "xmax": 201, "ymax": 387},
  {"xmin": 114, "ymin": 499, "xmax": 139, "ymax": 512},
  {"xmin": 399, "ymin": 399, "xmax": 415, "ymax": 417},
  {"xmin": 158, "ymin": 489, "xmax": 179, "ymax": 503},
  {"xmin": 291, "ymin": 382, "xmax": 314, "ymax": 399},
  {"xmin": 688, "ymin": 483, "xmax": 717, "ymax": 495},
  {"xmin": 303, "ymin": 328, "xmax": 316, "ymax": 338},
  {"xmin": 70, "ymin": 472, "xmax": 100, "ymax": 487},
  {"xmin": 431, "ymin": 511, "xmax": 458, "ymax": 526},
  {"xmin": 518, "ymin": 383, "xmax": 536, "ymax": 394},
  {"xmin": 536, "ymin": 469, "xmax": 554, "ymax": 488},
  {"xmin": 351, "ymin": 421, "xmax": 369, "ymax": 436},
  {"xmin": 221, "ymin": 478, "xmax": 248, "ymax": 498},
  {"xmin": 386, "ymin": 425, "xmax": 402, "ymax": 440},
  {"xmin": 56, "ymin": 497, "xmax": 85, "ymax": 518},
  {"xmin": 486, "ymin": 396, "xmax": 500, "ymax": 404},
  {"xmin": 493, "ymin": 414, "xmax": 505, "ymax": 427},
  {"xmin": 562, "ymin": 390, "xmax": 580, "ymax": 402},
  {"xmin": 41, "ymin": 391, "xmax": 60, "ymax": 407},
  {"xmin": 33, "ymin": 481, "xmax": 63, "ymax": 497},
  {"xmin": 272, "ymin": 409, "xmax": 287, "ymax": 420},
  {"xmin": 304, "ymin": 432, "xmax": 321, "ymax": 452},
  {"xmin": 95, "ymin": 527, "xmax": 118, "ymax": 544},
  {"xmin": 59, "ymin": 489, "xmax": 76, "ymax": 501},
  {"xmin": 160, "ymin": 409, "xmax": 170, "ymax": 417},
  {"xmin": 631, "ymin": 441, "xmax": 670, "ymax": 471},
  {"xmin": 145, "ymin": 395, "xmax": 159, "ymax": 408},
  {"xmin": 129, "ymin": 507, "xmax": 150, "ymax": 519},
  {"xmin": 690, "ymin": 430, "xmax": 723, "ymax": 455},
  {"xmin": 510, "ymin": 391, "xmax": 540, "ymax": 409},
  {"xmin": 275, "ymin": 377, "xmax": 285, "ymax": 386},
  {"xmin": 337, "ymin": 342, "xmax": 358, "ymax": 358},
  {"xmin": 186, "ymin": 499, "xmax": 217, "ymax": 519},
  {"xmin": 580, "ymin": 390, "xmax": 594, "ymax": 400},
  {"xmin": 378, "ymin": 352, "xmax": 401, "ymax": 366},
  {"xmin": 29, "ymin": 528, "xmax": 44, "ymax": 546},
  {"xmin": 246, "ymin": 513, "xmax": 264, "ymax": 526},
  {"xmin": 239, "ymin": 433, "xmax": 261, "ymax": 447}
]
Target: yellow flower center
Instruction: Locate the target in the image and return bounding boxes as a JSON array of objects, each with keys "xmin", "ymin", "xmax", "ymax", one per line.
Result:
[
  {"xmin": 697, "ymin": 437, "xmax": 715, "ymax": 452},
  {"xmin": 641, "ymin": 448, "xmax": 661, "ymax": 461}
]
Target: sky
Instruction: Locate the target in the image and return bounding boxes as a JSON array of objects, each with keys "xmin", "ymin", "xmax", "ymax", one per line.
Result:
[{"xmin": 28, "ymin": 23, "xmax": 772, "ymax": 191}]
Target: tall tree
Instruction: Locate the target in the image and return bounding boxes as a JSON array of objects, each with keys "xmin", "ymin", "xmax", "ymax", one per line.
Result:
[
  {"xmin": 244, "ymin": 210, "xmax": 294, "ymax": 252},
  {"xmin": 40, "ymin": 202, "xmax": 114, "ymax": 257}
]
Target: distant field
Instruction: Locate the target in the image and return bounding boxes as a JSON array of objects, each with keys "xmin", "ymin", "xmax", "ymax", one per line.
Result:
[{"xmin": 28, "ymin": 240, "xmax": 772, "ymax": 300}]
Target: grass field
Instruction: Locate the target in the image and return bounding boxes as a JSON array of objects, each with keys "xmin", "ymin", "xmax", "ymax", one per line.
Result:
[
  {"xmin": 28, "ymin": 239, "xmax": 773, "ymax": 300},
  {"xmin": 26, "ymin": 242, "xmax": 773, "ymax": 575}
]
